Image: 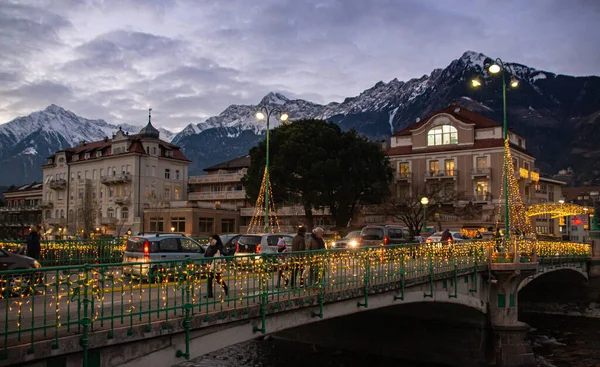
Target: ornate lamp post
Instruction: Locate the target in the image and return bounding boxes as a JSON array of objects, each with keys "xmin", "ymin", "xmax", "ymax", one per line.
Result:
[
  {"xmin": 472, "ymin": 58, "xmax": 519, "ymax": 239},
  {"xmin": 255, "ymin": 107, "xmax": 289, "ymax": 232},
  {"xmin": 421, "ymin": 197, "xmax": 429, "ymax": 233}
]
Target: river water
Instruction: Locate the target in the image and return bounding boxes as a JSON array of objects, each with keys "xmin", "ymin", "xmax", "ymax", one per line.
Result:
[{"xmin": 178, "ymin": 313, "xmax": 600, "ymax": 367}]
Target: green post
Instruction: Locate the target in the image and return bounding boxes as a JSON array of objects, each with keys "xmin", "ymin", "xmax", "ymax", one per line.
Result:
[
  {"xmin": 499, "ymin": 59, "xmax": 510, "ymax": 240},
  {"xmin": 423, "ymin": 204, "xmax": 427, "ymax": 233},
  {"xmin": 264, "ymin": 109, "xmax": 270, "ymax": 234},
  {"xmin": 81, "ymin": 265, "xmax": 90, "ymax": 367},
  {"xmin": 176, "ymin": 259, "xmax": 192, "ymax": 360}
]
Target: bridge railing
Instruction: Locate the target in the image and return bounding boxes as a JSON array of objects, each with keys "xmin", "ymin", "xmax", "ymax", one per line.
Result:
[{"xmin": 0, "ymin": 240, "xmax": 590, "ymax": 365}]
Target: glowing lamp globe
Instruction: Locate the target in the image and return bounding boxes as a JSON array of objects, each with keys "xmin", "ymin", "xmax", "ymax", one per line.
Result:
[
  {"xmin": 280, "ymin": 113, "xmax": 289, "ymax": 122},
  {"xmin": 488, "ymin": 64, "xmax": 501, "ymax": 74},
  {"xmin": 255, "ymin": 112, "xmax": 265, "ymax": 120},
  {"xmin": 420, "ymin": 197, "xmax": 429, "ymax": 205}
]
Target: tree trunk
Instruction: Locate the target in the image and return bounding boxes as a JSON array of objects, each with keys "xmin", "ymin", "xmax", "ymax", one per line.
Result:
[{"xmin": 303, "ymin": 201, "xmax": 314, "ymax": 230}]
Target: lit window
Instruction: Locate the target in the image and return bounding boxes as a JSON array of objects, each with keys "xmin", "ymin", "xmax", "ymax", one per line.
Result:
[{"xmin": 427, "ymin": 125, "xmax": 458, "ymax": 146}]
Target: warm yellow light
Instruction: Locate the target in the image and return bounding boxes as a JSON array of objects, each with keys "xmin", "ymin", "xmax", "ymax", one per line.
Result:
[
  {"xmin": 95, "ymin": 227, "xmax": 100, "ymax": 231},
  {"xmin": 280, "ymin": 113, "xmax": 289, "ymax": 122},
  {"xmin": 421, "ymin": 197, "xmax": 429, "ymax": 205},
  {"xmin": 488, "ymin": 64, "xmax": 501, "ymax": 74},
  {"xmin": 510, "ymin": 77, "xmax": 519, "ymax": 88},
  {"xmin": 559, "ymin": 200, "xmax": 565, "ymax": 204},
  {"xmin": 255, "ymin": 112, "xmax": 265, "ymax": 120},
  {"xmin": 471, "ymin": 78, "xmax": 481, "ymax": 87},
  {"xmin": 170, "ymin": 227, "xmax": 175, "ymax": 232}
]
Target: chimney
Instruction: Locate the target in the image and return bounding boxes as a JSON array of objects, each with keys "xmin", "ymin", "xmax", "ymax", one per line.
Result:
[
  {"xmin": 381, "ymin": 139, "xmax": 388, "ymax": 150},
  {"xmin": 79, "ymin": 140, "xmax": 85, "ymax": 146}
]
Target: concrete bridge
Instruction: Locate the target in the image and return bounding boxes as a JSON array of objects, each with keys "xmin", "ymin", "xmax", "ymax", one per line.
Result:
[{"xmin": 0, "ymin": 240, "xmax": 593, "ymax": 367}]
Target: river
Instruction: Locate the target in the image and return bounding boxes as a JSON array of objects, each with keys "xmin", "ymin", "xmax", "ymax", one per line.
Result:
[{"xmin": 178, "ymin": 312, "xmax": 600, "ymax": 367}]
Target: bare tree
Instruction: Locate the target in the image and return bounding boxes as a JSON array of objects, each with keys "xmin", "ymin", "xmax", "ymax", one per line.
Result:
[
  {"xmin": 382, "ymin": 183, "xmax": 461, "ymax": 236},
  {"xmin": 143, "ymin": 192, "xmax": 170, "ymax": 233}
]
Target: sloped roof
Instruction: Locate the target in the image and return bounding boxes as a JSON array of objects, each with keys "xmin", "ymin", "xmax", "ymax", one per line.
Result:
[
  {"xmin": 385, "ymin": 138, "xmax": 533, "ymax": 157},
  {"xmin": 5, "ymin": 181, "xmax": 43, "ymax": 193},
  {"xmin": 204, "ymin": 155, "xmax": 251, "ymax": 172},
  {"xmin": 393, "ymin": 104, "xmax": 500, "ymax": 137}
]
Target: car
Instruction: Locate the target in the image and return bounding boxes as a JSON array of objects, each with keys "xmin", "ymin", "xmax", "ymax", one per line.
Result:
[
  {"xmin": 426, "ymin": 231, "xmax": 469, "ymax": 243},
  {"xmin": 358, "ymin": 225, "xmax": 412, "ymax": 247},
  {"xmin": 219, "ymin": 234, "xmax": 242, "ymax": 256},
  {"xmin": 0, "ymin": 248, "xmax": 42, "ymax": 297},
  {"xmin": 234, "ymin": 233, "xmax": 294, "ymax": 261},
  {"xmin": 331, "ymin": 231, "xmax": 362, "ymax": 249},
  {"xmin": 122, "ymin": 233, "xmax": 206, "ymax": 277}
]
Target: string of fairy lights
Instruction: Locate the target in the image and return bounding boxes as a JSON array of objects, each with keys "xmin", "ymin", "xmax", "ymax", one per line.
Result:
[
  {"xmin": 526, "ymin": 203, "xmax": 594, "ymax": 219},
  {"xmin": 246, "ymin": 168, "xmax": 281, "ymax": 233}
]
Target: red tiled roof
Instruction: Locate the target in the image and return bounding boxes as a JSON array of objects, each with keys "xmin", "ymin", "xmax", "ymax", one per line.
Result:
[
  {"xmin": 204, "ymin": 155, "xmax": 250, "ymax": 172},
  {"xmin": 385, "ymin": 138, "xmax": 532, "ymax": 157},
  {"xmin": 393, "ymin": 104, "xmax": 500, "ymax": 137}
]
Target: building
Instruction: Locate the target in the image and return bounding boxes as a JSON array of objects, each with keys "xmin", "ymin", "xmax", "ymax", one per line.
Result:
[
  {"xmin": 560, "ymin": 186, "xmax": 600, "ymax": 242},
  {"xmin": 41, "ymin": 112, "xmax": 190, "ymax": 237},
  {"xmin": 531, "ymin": 177, "xmax": 565, "ymax": 237},
  {"xmin": 0, "ymin": 182, "xmax": 43, "ymax": 239},
  {"xmin": 385, "ymin": 104, "xmax": 540, "ymax": 230}
]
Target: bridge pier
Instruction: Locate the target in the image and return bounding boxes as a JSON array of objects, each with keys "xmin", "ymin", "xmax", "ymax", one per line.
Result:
[
  {"xmin": 489, "ymin": 268, "xmax": 536, "ymax": 367},
  {"xmin": 589, "ymin": 237, "xmax": 600, "ymax": 278}
]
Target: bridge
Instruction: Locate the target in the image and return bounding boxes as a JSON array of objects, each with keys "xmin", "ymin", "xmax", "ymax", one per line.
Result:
[{"xmin": 0, "ymin": 239, "xmax": 593, "ymax": 367}]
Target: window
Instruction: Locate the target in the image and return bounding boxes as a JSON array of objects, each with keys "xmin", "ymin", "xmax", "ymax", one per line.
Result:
[
  {"xmin": 221, "ymin": 218, "xmax": 235, "ymax": 233},
  {"xmin": 107, "ymin": 208, "xmax": 115, "ymax": 218},
  {"xmin": 45, "ymin": 175, "xmax": 51, "ymax": 184},
  {"xmin": 58, "ymin": 157, "xmax": 65, "ymax": 163},
  {"xmin": 146, "ymin": 147, "xmax": 150, "ymax": 155},
  {"xmin": 165, "ymin": 169, "xmax": 170, "ymax": 179},
  {"xmin": 175, "ymin": 170, "xmax": 181, "ymax": 180},
  {"xmin": 112, "ymin": 167, "xmax": 117, "ymax": 176},
  {"xmin": 476, "ymin": 156, "xmax": 487, "ymax": 169},
  {"xmin": 164, "ymin": 188, "xmax": 171, "ymax": 200},
  {"xmin": 524, "ymin": 161, "xmax": 530, "ymax": 171},
  {"xmin": 198, "ymin": 218, "xmax": 214, "ymax": 233},
  {"xmin": 109, "ymin": 186, "xmax": 114, "ymax": 197},
  {"xmin": 71, "ymin": 172, "xmax": 75, "ymax": 181},
  {"xmin": 121, "ymin": 165, "xmax": 126, "ymax": 175},
  {"xmin": 151, "ymin": 166, "xmax": 156, "ymax": 177},
  {"xmin": 145, "ymin": 165, "xmax": 150, "ymax": 176},
  {"xmin": 427, "ymin": 125, "xmax": 458, "ymax": 146},
  {"xmin": 476, "ymin": 181, "xmax": 489, "ymax": 200},
  {"xmin": 171, "ymin": 217, "xmax": 185, "ymax": 232},
  {"xmin": 97, "ymin": 151, "xmax": 102, "ymax": 158},
  {"xmin": 45, "ymin": 210, "xmax": 51, "ymax": 219},
  {"xmin": 180, "ymin": 238, "xmax": 203, "ymax": 253},
  {"xmin": 444, "ymin": 159, "xmax": 455, "ymax": 176},
  {"xmin": 60, "ymin": 209, "xmax": 65, "ymax": 218},
  {"xmin": 78, "ymin": 188, "xmax": 84, "ymax": 199},
  {"xmin": 58, "ymin": 191, "xmax": 64, "ymax": 200},
  {"xmin": 55, "ymin": 209, "xmax": 59, "ymax": 218},
  {"xmin": 85, "ymin": 153, "xmax": 90, "ymax": 159},
  {"xmin": 70, "ymin": 189, "xmax": 74, "ymax": 200},
  {"xmin": 126, "ymin": 165, "xmax": 131, "ymax": 173},
  {"xmin": 174, "ymin": 189, "xmax": 180, "ymax": 200},
  {"xmin": 121, "ymin": 207, "xmax": 129, "ymax": 220},
  {"xmin": 159, "ymin": 238, "xmax": 178, "ymax": 252},
  {"xmin": 150, "ymin": 217, "xmax": 163, "ymax": 232},
  {"xmin": 153, "ymin": 147, "xmax": 157, "ymax": 155},
  {"xmin": 100, "ymin": 189, "xmax": 104, "ymax": 199},
  {"xmin": 77, "ymin": 171, "xmax": 81, "ymax": 179},
  {"xmin": 429, "ymin": 160, "xmax": 439, "ymax": 175},
  {"xmin": 165, "ymin": 150, "xmax": 173, "ymax": 157},
  {"xmin": 92, "ymin": 191, "xmax": 96, "ymax": 199},
  {"xmin": 93, "ymin": 170, "xmax": 97, "ymax": 180},
  {"xmin": 100, "ymin": 169, "xmax": 103, "ymax": 178}
]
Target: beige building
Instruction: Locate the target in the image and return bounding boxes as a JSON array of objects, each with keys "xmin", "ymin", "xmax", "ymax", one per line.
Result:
[
  {"xmin": 41, "ymin": 113, "xmax": 190, "ymax": 237},
  {"xmin": 531, "ymin": 177, "xmax": 565, "ymax": 237},
  {"xmin": 0, "ymin": 182, "xmax": 43, "ymax": 239},
  {"xmin": 385, "ymin": 104, "xmax": 540, "ymax": 230}
]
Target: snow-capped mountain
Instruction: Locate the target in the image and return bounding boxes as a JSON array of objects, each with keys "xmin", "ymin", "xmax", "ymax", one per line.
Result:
[
  {"xmin": 174, "ymin": 50, "xmax": 600, "ymax": 184},
  {"xmin": 0, "ymin": 105, "xmax": 175, "ymax": 185}
]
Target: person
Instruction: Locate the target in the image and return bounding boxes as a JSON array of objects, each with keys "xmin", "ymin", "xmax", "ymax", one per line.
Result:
[
  {"xmin": 305, "ymin": 227, "xmax": 326, "ymax": 286},
  {"xmin": 205, "ymin": 234, "xmax": 229, "ymax": 298},
  {"xmin": 276, "ymin": 237, "xmax": 290, "ymax": 288},
  {"xmin": 440, "ymin": 229, "xmax": 451, "ymax": 242},
  {"xmin": 26, "ymin": 226, "xmax": 41, "ymax": 260},
  {"xmin": 291, "ymin": 226, "xmax": 306, "ymax": 288}
]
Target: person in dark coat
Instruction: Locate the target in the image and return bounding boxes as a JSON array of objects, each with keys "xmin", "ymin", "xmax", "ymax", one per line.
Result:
[
  {"xmin": 205, "ymin": 234, "xmax": 228, "ymax": 298},
  {"xmin": 305, "ymin": 227, "xmax": 325, "ymax": 285},
  {"xmin": 440, "ymin": 229, "xmax": 452, "ymax": 242},
  {"xmin": 291, "ymin": 226, "xmax": 307, "ymax": 288},
  {"xmin": 26, "ymin": 226, "xmax": 41, "ymax": 260}
]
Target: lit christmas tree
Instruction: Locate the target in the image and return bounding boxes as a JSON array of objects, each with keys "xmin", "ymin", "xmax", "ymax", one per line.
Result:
[{"xmin": 246, "ymin": 168, "xmax": 281, "ymax": 233}]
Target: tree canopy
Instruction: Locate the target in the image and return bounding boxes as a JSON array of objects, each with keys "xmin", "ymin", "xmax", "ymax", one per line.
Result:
[{"xmin": 242, "ymin": 119, "xmax": 392, "ymax": 228}]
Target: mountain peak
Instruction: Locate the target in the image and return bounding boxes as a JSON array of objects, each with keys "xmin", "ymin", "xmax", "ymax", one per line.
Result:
[
  {"xmin": 459, "ymin": 50, "xmax": 488, "ymax": 69},
  {"xmin": 43, "ymin": 104, "xmax": 66, "ymax": 114},
  {"xmin": 259, "ymin": 92, "xmax": 289, "ymax": 106}
]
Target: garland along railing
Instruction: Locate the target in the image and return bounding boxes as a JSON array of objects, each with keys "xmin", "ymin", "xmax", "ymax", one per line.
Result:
[{"xmin": 0, "ymin": 240, "xmax": 591, "ymax": 365}]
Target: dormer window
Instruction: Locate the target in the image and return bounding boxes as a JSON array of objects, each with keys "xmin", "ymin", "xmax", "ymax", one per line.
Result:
[
  {"xmin": 58, "ymin": 157, "xmax": 65, "ymax": 163},
  {"xmin": 97, "ymin": 151, "xmax": 102, "ymax": 158},
  {"xmin": 84, "ymin": 153, "xmax": 90, "ymax": 159},
  {"xmin": 427, "ymin": 125, "xmax": 458, "ymax": 146},
  {"xmin": 165, "ymin": 150, "xmax": 173, "ymax": 158}
]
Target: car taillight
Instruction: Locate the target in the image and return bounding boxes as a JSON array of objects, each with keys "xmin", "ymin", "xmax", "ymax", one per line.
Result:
[
  {"xmin": 255, "ymin": 243, "xmax": 261, "ymax": 254},
  {"xmin": 143, "ymin": 240, "xmax": 150, "ymax": 261},
  {"xmin": 426, "ymin": 238, "xmax": 431, "ymax": 243},
  {"xmin": 383, "ymin": 236, "xmax": 389, "ymax": 245},
  {"xmin": 236, "ymin": 242, "xmax": 240, "ymax": 253},
  {"xmin": 447, "ymin": 238, "xmax": 452, "ymax": 243}
]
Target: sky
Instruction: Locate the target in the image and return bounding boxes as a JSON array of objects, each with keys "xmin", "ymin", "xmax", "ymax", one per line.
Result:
[{"xmin": 0, "ymin": 0, "xmax": 598, "ymax": 132}]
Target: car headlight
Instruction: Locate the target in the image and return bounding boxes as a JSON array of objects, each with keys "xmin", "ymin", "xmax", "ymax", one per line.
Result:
[
  {"xmin": 349, "ymin": 240, "xmax": 358, "ymax": 248},
  {"xmin": 33, "ymin": 261, "xmax": 41, "ymax": 268}
]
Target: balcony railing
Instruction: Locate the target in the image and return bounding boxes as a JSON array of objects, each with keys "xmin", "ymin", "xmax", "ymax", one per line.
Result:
[
  {"xmin": 100, "ymin": 217, "xmax": 118, "ymax": 225},
  {"xmin": 113, "ymin": 196, "xmax": 130, "ymax": 205},
  {"xmin": 188, "ymin": 173, "xmax": 245, "ymax": 184},
  {"xmin": 425, "ymin": 170, "xmax": 458, "ymax": 179},
  {"xmin": 188, "ymin": 190, "xmax": 246, "ymax": 201},
  {"xmin": 46, "ymin": 218, "xmax": 66, "ymax": 226},
  {"xmin": 48, "ymin": 179, "xmax": 67, "ymax": 190},
  {"xmin": 471, "ymin": 168, "xmax": 491, "ymax": 177},
  {"xmin": 100, "ymin": 173, "xmax": 131, "ymax": 185},
  {"xmin": 0, "ymin": 205, "xmax": 40, "ymax": 212},
  {"xmin": 40, "ymin": 201, "xmax": 54, "ymax": 209},
  {"xmin": 394, "ymin": 172, "xmax": 412, "ymax": 181}
]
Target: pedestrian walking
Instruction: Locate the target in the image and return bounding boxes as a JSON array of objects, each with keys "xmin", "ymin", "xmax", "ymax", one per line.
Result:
[
  {"xmin": 291, "ymin": 226, "xmax": 306, "ymax": 288},
  {"xmin": 440, "ymin": 229, "xmax": 451, "ymax": 243},
  {"xmin": 276, "ymin": 237, "xmax": 290, "ymax": 288},
  {"xmin": 26, "ymin": 226, "xmax": 41, "ymax": 260},
  {"xmin": 305, "ymin": 227, "xmax": 326, "ymax": 286},
  {"xmin": 205, "ymin": 234, "xmax": 229, "ymax": 298}
]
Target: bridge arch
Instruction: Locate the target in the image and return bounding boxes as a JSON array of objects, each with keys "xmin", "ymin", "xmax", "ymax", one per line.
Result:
[{"xmin": 518, "ymin": 266, "xmax": 588, "ymax": 292}]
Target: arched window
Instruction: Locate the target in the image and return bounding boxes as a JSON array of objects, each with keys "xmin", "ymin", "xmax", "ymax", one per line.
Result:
[
  {"xmin": 45, "ymin": 210, "xmax": 51, "ymax": 219},
  {"xmin": 122, "ymin": 207, "xmax": 129, "ymax": 220},
  {"xmin": 60, "ymin": 209, "xmax": 65, "ymax": 218},
  {"xmin": 107, "ymin": 208, "xmax": 115, "ymax": 218},
  {"xmin": 427, "ymin": 125, "xmax": 458, "ymax": 146},
  {"xmin": 55, "ymin": 209, "xmax": 59, "ymax": 218}
]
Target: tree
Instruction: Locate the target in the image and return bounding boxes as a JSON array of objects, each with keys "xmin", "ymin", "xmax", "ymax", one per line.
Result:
[
  {"xmin": 382, "ymin": 184, "xmax": 460, "ymax": 237},
  {"xmin": 243, "ymin": 119, "xmax": 392, "ymax": 228}
]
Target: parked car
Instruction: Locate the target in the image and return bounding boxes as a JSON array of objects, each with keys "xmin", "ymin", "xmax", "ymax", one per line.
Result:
[
  {"xmin": 220, "ymin": 234, "xmax": 242, "ymax": 256},
  {"xmin": 122, "ymin": 234, "xmax": 205, "ymax": 277},
  {"xmin": 331, "ymin": 231, "xmax": 362, "ymax": 249},
  {"xmin": 234, "ymin": 234, "xmax": 294, "ymax": 261},
  {"xmin": 358, "ymin": 225, "xmax": 412, "ymax": 247},
  {"xmin": 0, "ymin": 248, "xmax": 42, "ymax": 297},
  {"xmin": 426, "ymin": 231, "xmax": 469, "ymax": 243}
]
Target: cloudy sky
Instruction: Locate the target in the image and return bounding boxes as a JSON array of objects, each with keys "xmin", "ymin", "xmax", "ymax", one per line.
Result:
[{"xmin": 0, "ymin": 0, "xmax": 598, "ymax": 131}]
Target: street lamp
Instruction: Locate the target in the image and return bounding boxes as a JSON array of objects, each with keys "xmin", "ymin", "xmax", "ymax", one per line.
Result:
[
  {"xmin": 421, "ymin": 197, "xmax": 429, "ymax": 233},
  {"xmin": 170, "ymin": 226, "xmax": 175, "ymax": 233},
  {"xmin": 255, "ymin": 106, "xmax": 289, "ymax": 233},
  {"xmin": 472, "ymin": 58, "xmax": 519, "ymax": 239}
]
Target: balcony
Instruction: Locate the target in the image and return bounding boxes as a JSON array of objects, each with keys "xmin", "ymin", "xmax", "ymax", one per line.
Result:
[
  {"xmin": 48, "ymin": 179, "xmax": 67, "ymax": 190},
  {"xmin": 188, "ymin": 190, "xmax": 246, "ymax": 201},
  {"xmin": 473, "ymin": 193, "xmax": 493, "ymax": 203},
  {"xmin": 394, "ymin": 172, "xmax": 412, "ymax": 182},
  {"xmin": 240, "ymin": 205, "xmax": 330, "ymax": 217},
  {"xmin": 100, "ymin": 173, "xmax": 131, "ymax": 185},
  {"xmin": 471, "ymin": 168, "xmax": 491, "ymax": 179},
  {"xmin": 425, "ymin": 170, "xmax": 458, "ymax": 180},
  {"xmin": 40, "ymin": 201, "xmax": 54, "ymax": 209},
  {"xmin": 188, "ymin": 173, "xmax": 245, "ymax": 184},
  {"xmin": 46, "ymin": 218, "xmax": 66, "ymax": 226},
  {"xmin": 113, "ymin": 196, "xmax": 130, "ymax": 205},
  {"xmin": 100, "ymin": 217, "xmax": 118, "ymax": 225},
  {"xmin": 0, "ymin": 205, "xmax": 40, "ymax": 212}
]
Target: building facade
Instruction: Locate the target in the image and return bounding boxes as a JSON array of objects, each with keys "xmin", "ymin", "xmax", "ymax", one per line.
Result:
[
  {"xmin": 41, "ymin": 114, "xmax": 190, "ymax": 237},
  {"xmin": 560, "ymin": 186, "xmax": 600, "ymax": 242},
  {"xmin": 0, "ymin": 182, "xmax": 43, "ymax": 239},
  {"xmin": 531, "ymin": 177, "xmax": 565, "ymax": 237},
  {"xmin": 385, "ymin": 105, "xmax": 539, "ymax": 230}
]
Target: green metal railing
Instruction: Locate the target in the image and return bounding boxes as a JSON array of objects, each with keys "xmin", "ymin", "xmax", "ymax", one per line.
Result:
[{"xmin": 0, "ymin": 240, "xmax": 590, "ymax": 366}]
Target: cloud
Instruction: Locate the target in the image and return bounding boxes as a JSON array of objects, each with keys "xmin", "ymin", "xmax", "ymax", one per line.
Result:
[{"xmin": 0, "ymin": 0, "xmax": 598, "ymax": 129}]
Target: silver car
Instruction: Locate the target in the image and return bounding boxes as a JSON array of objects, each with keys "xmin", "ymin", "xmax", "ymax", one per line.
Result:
[
  {"xmin": 122, "ymin": 233, "xmax": 205, "ymax": 277},
  {"xmin": 234, "ymin": 233, "xmax": 294, "ymax": 262}
]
